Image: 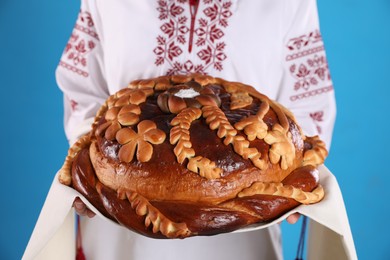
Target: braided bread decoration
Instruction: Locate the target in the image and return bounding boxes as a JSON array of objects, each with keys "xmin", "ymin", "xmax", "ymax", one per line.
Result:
[{"xmin": 59, "ymin": 74, "xmax": 328, "ymax": 238}]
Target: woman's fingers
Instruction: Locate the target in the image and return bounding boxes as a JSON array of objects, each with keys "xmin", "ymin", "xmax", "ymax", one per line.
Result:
[
  {"xmin": 73, "ymin": 197, "xmax": 96, "ymax": 218},
  {"xmin": 286, "ymin": 213, "xmax": 301, "ymax": 224}
]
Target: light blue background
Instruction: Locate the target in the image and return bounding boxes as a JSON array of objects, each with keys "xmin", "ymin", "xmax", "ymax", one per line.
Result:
[{"xmin": 0, "ymin": 1, "xmax": 389, "ymax": 259}]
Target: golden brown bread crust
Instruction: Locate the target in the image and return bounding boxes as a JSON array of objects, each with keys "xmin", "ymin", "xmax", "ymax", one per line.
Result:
[{"xmin": 59, "ymin": 74, "xmax": 328, "ymax": 238}]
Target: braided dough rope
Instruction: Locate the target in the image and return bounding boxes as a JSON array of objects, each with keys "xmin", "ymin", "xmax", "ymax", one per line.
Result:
[
  {"xmin": 128, "ymin": 78, "xmax": 156, "ymax": 90},
  {"xmin": 238, "ymin": 182, "xmax": 324, "ymax": 204},
  {"xmin": 59, "ymin": 134, "xmax": 91, "ymax": 185},
  {"xmin": 128, "ymin": 74, "xmax": 217, "ymax": 91},
  {"xmin": 117, "ymin": 188, "xmax": 191, "ymax": 238},
  {"xmin": 60, "ymin": 97, "xmax": 110, "ymax": 185}
]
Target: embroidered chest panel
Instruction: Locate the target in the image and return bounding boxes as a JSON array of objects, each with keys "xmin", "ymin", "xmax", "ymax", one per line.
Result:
[{"xmin": 154, "ymin": 0, "xmax": 234, "ymax": 75}]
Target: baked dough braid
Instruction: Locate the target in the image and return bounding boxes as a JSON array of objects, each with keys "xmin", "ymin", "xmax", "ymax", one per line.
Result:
[
  {"xmin": 238, "ymin": 182, "xmax": 324, "ymax": 204},
  {"xmin": 59, "ymin": 134, "xmax": 91, "ymax": 185},
  {"xmin": 118, "ymin": 189, "xmax": 191, "ymax": 238}
]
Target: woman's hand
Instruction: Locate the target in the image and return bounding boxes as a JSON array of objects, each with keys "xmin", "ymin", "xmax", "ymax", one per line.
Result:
[
  {"xmin": 286, "ymin": 213, "xmax": 301, "ymax": 224},
  {"xmin": 73, "ymin": 197, "xmax": 96, "ymax": 218}
]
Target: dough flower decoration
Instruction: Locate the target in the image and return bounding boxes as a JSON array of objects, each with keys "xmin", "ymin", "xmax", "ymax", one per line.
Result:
[
  {"xmin": 95, "ymin": 104, "xmax": 141, "ymax": 140},
  {"xmin": 95, "ymin": 88, "xmax": 154, "ymax": 140},
  {"xmin": 116, "ymin": 120, "xmax": 166, "ymax": 163},
  {"xmin": 264, "ymin": 124, "xmax": 296, "ymax": 170}
]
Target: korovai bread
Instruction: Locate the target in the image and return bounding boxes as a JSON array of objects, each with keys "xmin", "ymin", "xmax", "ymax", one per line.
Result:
[{"xmin": 59, "ymin": 74, "xmax": 327, "ymax": 238}]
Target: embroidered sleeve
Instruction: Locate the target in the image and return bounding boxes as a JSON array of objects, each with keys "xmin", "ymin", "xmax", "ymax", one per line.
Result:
[
  {"xmin": 278, "ymin": 0, "xmax": 336, "ymax": 148},
  {"xmin": 56, "ymin": 0, "xmax": 108, "ymax": 144}
]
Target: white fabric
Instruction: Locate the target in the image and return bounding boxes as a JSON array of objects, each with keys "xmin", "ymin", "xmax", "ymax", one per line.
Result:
[
  {"xmin": 23, "ymin": 167, "xmax": 357, "ymax": 259},
  {"xmin": 24, "ymin": 0, "xmax": 344, "ymax": 259},
  {"xmin": 80, "ymin": 217, "xmax": 280, "ymax": 260}
]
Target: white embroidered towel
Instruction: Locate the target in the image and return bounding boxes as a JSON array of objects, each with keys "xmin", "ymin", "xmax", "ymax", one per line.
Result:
[{"xmin": 22, "ymin": 165, "xmax": 357, "ymax": 260}]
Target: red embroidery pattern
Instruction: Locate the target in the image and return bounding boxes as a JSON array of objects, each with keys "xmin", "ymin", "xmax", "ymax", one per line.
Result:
[
  {"xmin": 154, "ymin": 0, "xmax": 233, "ymax": 75},
  {"xmin": 289, "ymin": 85, "xmax": 333, "ymax": 102},
  {"xmin": 289, "ymin": 55, "xmax": 331, "ymax": 91},
  {"xmin": 70, "ymin": 100, "xmax": 78, "ymax": 111},
  {"xmin": 60, "ymin": 10, "xmax": 99, "ymax": 78},
  {"xmin": 286, "ymin": 30, "xmax": 322, "ymax": 54},
  {"xmin": 310, "ymin": 111, "xmax": 324, "ymax": 134},
  {"xmin": 286, "ymin": 30, "xmax": 333, "ymax": 102}
]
